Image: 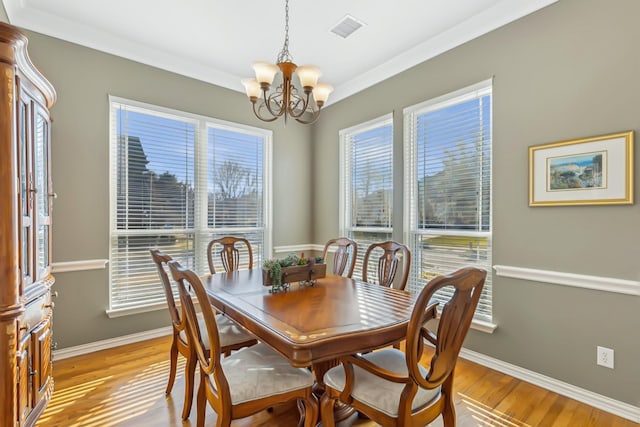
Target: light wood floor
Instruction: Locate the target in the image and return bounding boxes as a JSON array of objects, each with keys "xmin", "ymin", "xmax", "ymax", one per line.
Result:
[{"xmin": 36, "ymin": 336, "xmax": 636, "ymax": 427}]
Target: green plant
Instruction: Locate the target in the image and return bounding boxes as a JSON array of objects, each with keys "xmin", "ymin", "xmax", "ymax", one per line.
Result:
[
  {"xmin": 279, "ymin": 253, "xmax": 300, "ymax": 267},
  {"xmin": 263, "ymin": 259, "xmax": 283, "ymax": 287}
]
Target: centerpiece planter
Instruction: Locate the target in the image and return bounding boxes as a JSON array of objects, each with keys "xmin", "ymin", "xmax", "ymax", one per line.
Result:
[{"xmin": 262, "ymin": 254, "xmax": 325, "ymax": 293}]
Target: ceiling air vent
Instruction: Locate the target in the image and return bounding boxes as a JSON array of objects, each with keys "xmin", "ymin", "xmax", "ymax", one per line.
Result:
[{"xmin": 330, "ymin": 14, "xmax": 365, "ymax": 39}]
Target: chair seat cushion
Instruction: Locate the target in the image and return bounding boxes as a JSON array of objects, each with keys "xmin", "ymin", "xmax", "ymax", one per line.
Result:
[
  {"xmin": 179, "ymin": 313, "xmax": 255, "ymax": 350},
  {"xmin": 323, "ymin": 349, "xmax": 441, "ymax": 417},
  {"xmin": 220, "ymin": 343, "xmax": 314, "ymax": 405},
  {"xmin": 215, "ymin": 314, "xmax": 256, "ymax": 348}
]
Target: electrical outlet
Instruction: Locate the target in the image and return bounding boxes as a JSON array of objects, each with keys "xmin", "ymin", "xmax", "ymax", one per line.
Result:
[{"xmin": 596, "ymin": 346, "xmax": 614, "ymax": 369}]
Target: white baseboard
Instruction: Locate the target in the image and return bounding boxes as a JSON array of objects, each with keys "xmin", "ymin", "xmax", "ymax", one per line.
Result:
[
  {"xmin": 53, "ymin": 326, "xmax": 172, "ymax": 360},
  {"xmin": 460, "ymin": 347, "xmax": 640, "ymax": 423}
]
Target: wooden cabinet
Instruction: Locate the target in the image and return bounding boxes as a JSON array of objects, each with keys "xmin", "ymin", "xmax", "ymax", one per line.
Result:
[{"xmin": 0, "ymin": 22, "xmax": 56, "ymax": 427}]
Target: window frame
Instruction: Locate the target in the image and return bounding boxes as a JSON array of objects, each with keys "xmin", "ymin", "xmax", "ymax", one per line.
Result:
[
  {"xmin": 339, "ymin": 113, "xmax": 394, "ymax": 281},
  {"xmin": 403, "ymin": 79, "xmax": 496, "ymax": 330},
  {"xmin": 107, "ymin": 96, "xmax": 272, "ymax": 317}
]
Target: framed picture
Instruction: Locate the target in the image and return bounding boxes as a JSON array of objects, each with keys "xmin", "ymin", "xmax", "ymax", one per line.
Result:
[{"xmin": 529, "ymin": 131, "xmax": 634, "ymax": 206}]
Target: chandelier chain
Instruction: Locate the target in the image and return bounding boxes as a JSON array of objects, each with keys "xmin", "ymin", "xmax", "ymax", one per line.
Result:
[{"xmin": 277, "ymin": 0, "xmax": 293, "ymax": 63}]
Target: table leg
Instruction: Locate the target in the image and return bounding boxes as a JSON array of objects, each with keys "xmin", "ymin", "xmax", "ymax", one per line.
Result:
[{"xmin": 311, "ymin": 360, "xmax": 355, "ymax": 423}]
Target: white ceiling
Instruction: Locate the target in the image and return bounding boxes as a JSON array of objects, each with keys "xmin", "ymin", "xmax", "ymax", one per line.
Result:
[{"xmin": 3, "ymin": 0, "xmax": 556, "ymax": 105}]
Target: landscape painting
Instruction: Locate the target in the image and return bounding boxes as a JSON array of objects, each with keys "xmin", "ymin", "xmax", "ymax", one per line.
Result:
[
  {"xmin": 547, "ymin": 151, "xmax": 605, "ymax": 191},
  {"xmin": 529, "ymin": 131, "xmax": 634, "ymax": 206}
]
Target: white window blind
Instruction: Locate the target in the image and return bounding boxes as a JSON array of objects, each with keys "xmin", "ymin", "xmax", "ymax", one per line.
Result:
[
  {"xmin": 340, "ymin": 114, "xmax": 393, "ymax": 281},
  {"xmin": 109, "ymin": 97, "xmax": 271, "ymax": 314},
  {"xmin": 404, "ymin": 79, "xmax": 493, "ymax": 322},
  {"xmin": 197, "ymin": 126, "xmax": 267, "ymax": 272}
]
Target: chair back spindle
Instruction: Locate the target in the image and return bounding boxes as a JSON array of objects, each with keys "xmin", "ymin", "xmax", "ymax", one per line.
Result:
[
  {"xmin": 150, "ymin": 249, "xmax": 182, "ymax": 328},
  {"xmin": 322, "ymin": 237, "xmax": 358, "ymax": 278},
  {"xmin": 168, "ymin": 261, "xmax": 227, "ymax": 390},
  {"xmin": 207, "ymin": 236, "xmax": 253, "ymax": 274},
  {"xmin": 407, "ymin": 267, "xmax": 487, "ymax": 388},
  {"xmin": 362, "ymin": 241, "xmax": 411, "ymax": 290}
]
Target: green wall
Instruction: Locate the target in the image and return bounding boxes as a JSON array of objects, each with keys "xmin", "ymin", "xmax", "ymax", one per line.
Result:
[
  {"xmin": 4, "ymin": 0, "xmax": 638, "ymax": 410},
  {"xmin": 312, "ymin": 0, "xmax": 639, "ymax": 407}
]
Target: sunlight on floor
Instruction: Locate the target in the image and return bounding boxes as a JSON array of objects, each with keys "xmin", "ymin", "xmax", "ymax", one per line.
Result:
[
  {"xmin": 458, "ymin": 392, "xmax": 532, "ymax": 427},
  {"xmin": 38, "ymin": 377, "xmax": 111, "ymax": 424},
  {"xmin": 40, "ymin": 358, "xmax": 185, "ymax": 427}
]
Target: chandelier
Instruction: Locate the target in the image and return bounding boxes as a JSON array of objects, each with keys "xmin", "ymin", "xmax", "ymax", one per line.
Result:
[{"xmin": 241, "ymin": 0, "xmax": 333, "ymax": 124}]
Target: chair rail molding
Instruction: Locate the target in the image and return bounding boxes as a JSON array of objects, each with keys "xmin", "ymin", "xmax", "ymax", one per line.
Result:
[
  {"xmin": 52, "ymin": 259, "xmax": 109, "ymax": 273},
  {"xmin": 493, "ymin": 265, "xmax": 640, "ymax": 296},
  {"xmin": 273, "ymin": 244, "xmax": 324, "ymax": 254}
]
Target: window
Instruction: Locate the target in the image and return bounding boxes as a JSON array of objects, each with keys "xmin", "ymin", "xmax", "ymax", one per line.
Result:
[
  {"xmin": 404, "ymin": 79, "xmax": 493, "ymax": 324},
  {"xmin": 339, "ymin": 114, "xmax": 393, "ymax": 281},
  {"xmin": 109, "ymin": 97, "xmax": 271, "ymax": 315}
]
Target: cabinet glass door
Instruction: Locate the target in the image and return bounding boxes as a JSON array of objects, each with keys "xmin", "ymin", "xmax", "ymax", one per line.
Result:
[
  {"xmin": 34, "ymin": 109, "xmax": 51, "ymax": 277},
  {"xmin": 19, "ymin": 98, "xmax": 33, "ymax": 288}
]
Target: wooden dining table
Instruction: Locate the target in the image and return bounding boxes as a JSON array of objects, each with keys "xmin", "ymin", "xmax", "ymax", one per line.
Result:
[{"xmin": 201, "ymin": 269, "xmax": 417, "ymax": 422}]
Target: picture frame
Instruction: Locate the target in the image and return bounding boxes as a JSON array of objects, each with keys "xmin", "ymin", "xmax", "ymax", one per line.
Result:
[{"xmin": 529, "ymin": 131, "xmax": 634, "ymax": 206}]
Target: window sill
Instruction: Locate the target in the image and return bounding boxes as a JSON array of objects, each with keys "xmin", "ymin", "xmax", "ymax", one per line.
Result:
[
  {"xmin": 470, "ymin": 319, "xmax": 498, "ymax": 333},
  {"xmin": 106, "ymin": 303, "xmax": 167, "ymax": 318}
]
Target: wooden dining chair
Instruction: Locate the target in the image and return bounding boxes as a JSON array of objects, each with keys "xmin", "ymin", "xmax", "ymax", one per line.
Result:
[
  {"xmin": 320, "ymin": 267, "xmax": 487, "ymax": 427},
  {"xmin": 322, "ymin": 237, "xmax": 358, "ymax": 278},
  {"xmin": 362, "ymin": 240, "xmax": 411, "ymax": 290},
  {"xmin": 207, "ymin": 236, "xmax": 254, "ymax": 274},
  {"xmin": 168, "ymin": 260, "xmax": 319, "ymax": 427},
  {"xmin": 150, "ymin": 249, "xmax": 257, "ymax": 420}
]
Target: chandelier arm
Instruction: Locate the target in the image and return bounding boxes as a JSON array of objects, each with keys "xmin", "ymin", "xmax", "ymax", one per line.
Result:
[
  {"xmin": 294, "ymin": 107, "xmax": 322, "ymax": 125},
  {"xmin": 262, "ymin": 88, "xmax": 287, "ymax": 118},
  {"xmin": 287, "ymin": 91, "xmax": 312, "ymax": 119},
  {"xmin": 252, "ymin": 101, "xmax": 280, "ymax": 122}
]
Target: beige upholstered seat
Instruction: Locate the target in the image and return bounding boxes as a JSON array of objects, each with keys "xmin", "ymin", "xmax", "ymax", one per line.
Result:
[
  {"xmin": 220, "ymin": 343, "xmax": 315, "ymax": 405},
  {"xmin": 322, "ymin": 237, "xmax": 358, "ymax": 278},
  {"xmin": 324, "ymin": 349, "xmax": 439, "ymax": 417},
  {"xmin": 320, "ymin": 267, "xmax": 487, "ymax": 427},
  {"xmin": 177, "ymin": 312, "xmax": 256, "ymax": 350},
  {"xmin": 168, "ymin": 260, "xmax": 318, "ymax": 427},
  {"xmin": 150, "ymin": 249, "xmax": 257, "ymax": 420}
]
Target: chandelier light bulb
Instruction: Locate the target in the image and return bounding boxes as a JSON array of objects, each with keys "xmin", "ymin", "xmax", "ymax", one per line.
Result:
[
  {"xmin": 252, "ymin": 62, "xmax": 279, "ymax": 86},
  {"xmin": 295, "ymin": 65, "xmax": 321, "ymax": 89},
  {"xmin": 312, "ymin": 83, "xmax": 334, "ymax": 105},
  {"xmin": 241, "ymin": 78, "xmax": 262, "ymax": 99}
]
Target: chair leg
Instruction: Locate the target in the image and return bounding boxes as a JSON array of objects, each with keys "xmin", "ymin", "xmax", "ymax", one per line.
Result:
[
  {"xmin": 442, "ymin": 379, "xmax": 456, "ymax": 427},
  {"xmin": 196, "ymin": 373, "xmax": 207, "ymax": 427},
  {"xmin": 320, "ymin": 393, "xmax": 336, "ymax": 427},
  {"xmin": 442, "ymin": 406, "xmax": 456, "ymax": 427},
  {"xmin": 181, "ymin": 353, "xmax": 197, "ymax": 420},
  {"xmin": 166, "ymin": 335, "xmax": 179, "ymax": 395}
]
